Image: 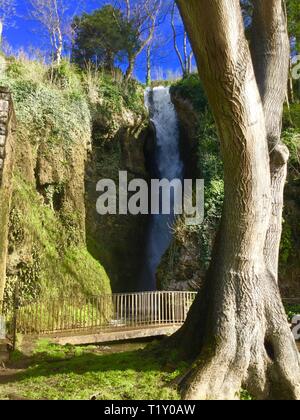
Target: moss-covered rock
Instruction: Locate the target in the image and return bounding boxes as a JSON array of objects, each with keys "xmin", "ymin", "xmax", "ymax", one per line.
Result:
[
  {"xmin": 0, "ymin": 58, "xmax": 113, "ymax": 309},
  {"xmin": 0, "ymin": 55, "xmax": 151, "ymax": 307},
  {"xmin": 85, "ymin": 99, "xmax": 152, "ymax": 292}
]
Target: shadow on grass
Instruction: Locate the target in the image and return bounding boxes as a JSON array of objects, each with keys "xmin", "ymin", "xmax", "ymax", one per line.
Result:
[{"xmin": 2, "ymin": 343, "xmax": 185, "ymax": 387}]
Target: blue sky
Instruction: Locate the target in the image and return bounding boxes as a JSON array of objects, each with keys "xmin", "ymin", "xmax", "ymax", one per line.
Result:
[{"xmin": 3, "ymin": 0, "xmax": 192, "ymax": 82}]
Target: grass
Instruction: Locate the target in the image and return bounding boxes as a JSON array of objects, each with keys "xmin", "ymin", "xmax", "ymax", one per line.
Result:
[
  {"xmin": 0, "ymin": 340, "xmax": 185, "ymax": 400},
  {"xmin": 2, "ymin": 302, "xmax": 298, "ymax": 402}
]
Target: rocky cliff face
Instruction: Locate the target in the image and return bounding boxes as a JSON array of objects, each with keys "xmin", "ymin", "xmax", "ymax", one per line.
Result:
[
  {"xmin": 85, "ymin": 104, "xmax": 152, "ymax": 292},
  {"xmin": 0, "ymin": 58, "xmax": 152, "ymax": 306},
  {"xmin": 3, "ymin": 91, "xmax": 112, "ymax": 308}
]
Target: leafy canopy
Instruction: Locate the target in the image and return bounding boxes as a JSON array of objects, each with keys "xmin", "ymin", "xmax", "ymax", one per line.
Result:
[{"xmin": 72, "ymin": 5, "xmax": 140, "ymax": 69}]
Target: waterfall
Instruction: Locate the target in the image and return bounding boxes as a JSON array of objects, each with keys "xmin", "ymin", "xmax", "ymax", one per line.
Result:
[{"xmin": 141, "ymin": 86, "xmax": 184, "ymax": 291}]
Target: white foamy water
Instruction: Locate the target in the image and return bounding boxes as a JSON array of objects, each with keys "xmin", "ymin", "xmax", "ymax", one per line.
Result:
[{"xmin": 141, "ymin": 86, "xmax": 183, "ymax": 291}]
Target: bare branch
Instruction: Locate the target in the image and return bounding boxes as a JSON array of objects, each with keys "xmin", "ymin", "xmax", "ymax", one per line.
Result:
[{"xmin": 171, "ymin": 1, "xmax": 185, "ymax": 75}]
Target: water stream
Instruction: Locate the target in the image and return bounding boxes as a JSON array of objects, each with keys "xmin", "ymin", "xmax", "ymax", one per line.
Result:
[{"xmin": 141, "ymin": 86, "xmax": 183, "ymax": 291}]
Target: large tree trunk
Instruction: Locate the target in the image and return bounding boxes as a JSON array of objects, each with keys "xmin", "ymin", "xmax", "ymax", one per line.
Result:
[{"xmin": 169, "ymin": 0, "xmax": 300, "ymax": 400}]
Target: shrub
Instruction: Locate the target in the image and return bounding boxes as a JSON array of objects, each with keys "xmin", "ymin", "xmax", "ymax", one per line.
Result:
[
  {"xmin": 171, "ymin": 74, "xmax": 208, "ymax": 113},
  {"xmin": 49, "ymin": 61, "xmax": 81, "ymax": 89}
]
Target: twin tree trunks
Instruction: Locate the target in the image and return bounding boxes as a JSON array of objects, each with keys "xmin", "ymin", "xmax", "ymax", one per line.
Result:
[{"xmin": 168, "ymin": 0, "xmax": 300, "ymax": 400}]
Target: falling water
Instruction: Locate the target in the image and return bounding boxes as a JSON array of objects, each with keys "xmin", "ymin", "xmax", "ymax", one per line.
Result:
[{"xmin": 141, "ymin": 86, "xmax": 184, "ymax": 291}]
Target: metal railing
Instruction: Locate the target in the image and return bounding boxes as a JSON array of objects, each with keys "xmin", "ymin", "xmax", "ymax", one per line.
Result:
[{"xmin": 7, "ymin": 291, "xmax": 197, "ymax": 336}]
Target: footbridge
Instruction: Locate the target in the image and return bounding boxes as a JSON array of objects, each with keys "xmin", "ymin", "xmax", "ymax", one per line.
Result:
[{"xmin": 7, "ymin": 291, "xmax": 197, "ymax": 345}]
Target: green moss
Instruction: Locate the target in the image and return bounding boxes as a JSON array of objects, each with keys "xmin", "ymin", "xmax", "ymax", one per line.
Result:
[{"xmin": 4, "ymin": 174, "xmax": 111, "ymax": 308}]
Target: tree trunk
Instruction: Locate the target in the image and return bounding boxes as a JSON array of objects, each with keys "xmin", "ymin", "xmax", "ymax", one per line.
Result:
[
  {"xmin": 171, "ymin": 1, "xmax": 185, "ymax": 77},
  {"xmin": 125, "ymin": 56, "xmax": 135, "ymax": 82},
  {"xmin": 169, "ymin": 0, "xmax": 300, "ymax": 400},
  {"xmin": 0, "ymin": 20, "xmax": 3, "ymax": 50},
  {"xmin": 282, "ymin": 0, "xmax": 295, "ymax": 104},
  {"xmin": 52, "ymin": 0, "xmax": 63, "ymax": 66},
  {"xmin": 104, "ymin": 50, "xmax": 115, "ymax": 74},
  {"xmin": 54, "ymin": 27, "xmax": 63, "ymax": 65},
  {"xmin": 183, "ymin": 31, "xmax": 188, "ymax": 75},
  {"xmin": 188, "ymin": 51, "xmax": 193, "ymax": 74},
  {"xmin": 288, "ymin": 60, "xmax": 295, "ymax": 104},
  {"xmin": 251, "ymin": 0, "xmax": 290, "ymax": 280},
  {"xmin": 146, "ymin": 45, "xmax": 152, "ymax": 86}
]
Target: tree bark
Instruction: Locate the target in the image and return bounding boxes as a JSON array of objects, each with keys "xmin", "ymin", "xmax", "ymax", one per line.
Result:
[
  {"xmin": 171, "ymin": 1, "xmax": 186, "ymax": 76},
  {"xmin": 169, "ymin": 0, "xmax": 300, "ymax": 400},
  {"xmin": 251, "ymin": 0, "xmax": 290, "ymax": 281},
  {"xmin": 0, "ymin": 20, "xmax": 3, "ymax": 50},
  {"xmin": 146, "ymin": 44, "xmax": 151, "ymax": 86},
  {"xmin": 53, "ymin": 0, "xmax": 63, "ymax": 65},
  {"xmin": 282, "ymin": 0, "xmax": 295, "ymax": 104},
  {"xmin": 125, "ymin": 56, "xmax": 135, "ymax": 82},
  {"xmin": 54, "ymin": 27, "xmax": 63, "ymax": 65}
]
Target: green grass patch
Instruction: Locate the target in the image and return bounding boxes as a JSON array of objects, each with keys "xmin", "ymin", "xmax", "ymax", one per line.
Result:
[{"xmin": 0, "ymin": 341, "xmax": 185, "ymax": 400}]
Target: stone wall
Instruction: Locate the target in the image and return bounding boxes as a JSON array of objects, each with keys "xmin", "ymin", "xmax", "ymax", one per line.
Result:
[{"xmin": 0, "ymin": 88, "xmax": 16, "ymax": 305}]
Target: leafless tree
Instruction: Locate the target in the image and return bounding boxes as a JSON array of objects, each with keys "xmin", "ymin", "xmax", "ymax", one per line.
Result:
[
  {"xmin": 171, "ymin": 1, "xmax": 193, "ymax": 77},
  {"xmin": 114, "ymin": 0, "xmax": 162, "ymax": 81},
  {"xmin": 0, "ymin": 0, "xmax": 16, "ymax": 47},
  {"xmin": 144, "ymin": 29, "xmax": 169, "ymax": 85},
  {"xmin": 28, "ymin": 0, "xmax": 84, "ymax": 64}
]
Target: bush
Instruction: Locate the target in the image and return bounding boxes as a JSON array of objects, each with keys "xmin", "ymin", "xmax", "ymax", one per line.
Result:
[
  {"xmin": 197, "ymin": 109, "xmax": 223, "ymax": 181},
  {"xmin": 285, "ymin": 304, "xmax": 300, "ymax": 322},
  {"xmin": 5, "ymin": 56, "xmax": 46, "ymax": 83},
  {"xmin": 171, "ymin": 74, "xmax": 208, "ymax": 113},
  {"xmin": 47, "ymin": 60, "xmax": 83, "ymax": 94},
  {"xmin": 282, "ymin": 128, "xmax": 300, "ymax": 170},
  {"xmin": 2, "ymin": 78, "xmax": 91, "ymax": 149}
]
